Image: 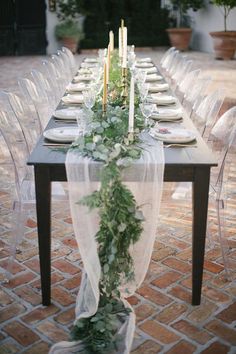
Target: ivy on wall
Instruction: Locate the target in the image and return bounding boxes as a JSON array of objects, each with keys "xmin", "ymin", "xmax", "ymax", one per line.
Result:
[{"xmin": 81, "ymin": 0, "xmax": 170, "ymax": 49}]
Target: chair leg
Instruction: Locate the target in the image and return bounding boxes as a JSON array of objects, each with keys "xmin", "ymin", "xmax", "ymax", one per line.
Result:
[
  {"xmin": 4, "ymin": 203, "xmax": 27, "ymax": 282},
  {"xmin": 216, "ymin": 198, "xmax": 232, "ymax": 280}
]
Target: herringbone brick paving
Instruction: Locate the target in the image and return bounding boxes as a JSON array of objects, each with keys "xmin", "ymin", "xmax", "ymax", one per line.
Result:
[{"xmin": 0, "ymin": 50, "xmax": 235, "ymax": 353}]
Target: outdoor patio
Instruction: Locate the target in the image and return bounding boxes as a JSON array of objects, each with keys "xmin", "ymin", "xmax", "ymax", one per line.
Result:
[{"xmin": 0, "ymin": 49, "xmax": 236, "ymax": 354}]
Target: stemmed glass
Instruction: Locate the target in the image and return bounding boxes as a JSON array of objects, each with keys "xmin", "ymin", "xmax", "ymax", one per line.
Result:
[
  {"xmin": 139, "ymin": 103, "xmax": 156, "ymax": 128},
  {"xmin": 136, "ymin": 70, "xmax": 147, "ymax": 85},
  {"xmin": 83, "ymin": 88, "xmax": 96, "ymax": 117},
  {"xmin": 128, "ymin": 52, "xmax": 136, "ymax": 69},
  {"xmin": 76, "ymin": 108, "xmax": 90, "ymax": 136},
  {"xmin": 138, "ymin": 83, "xmax": 150, "ymax": 102}
]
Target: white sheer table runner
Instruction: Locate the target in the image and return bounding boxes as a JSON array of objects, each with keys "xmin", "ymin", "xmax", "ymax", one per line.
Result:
[{"xmin": 49, "ymin": 138, "xmax": 164, "ymax": 354}]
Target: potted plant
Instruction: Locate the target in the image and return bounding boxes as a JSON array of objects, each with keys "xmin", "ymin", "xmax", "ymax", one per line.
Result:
[
  {"xmin": 54, "ymin": 0, "xmax": 85, "ymax": 53},
  {"xmin": 210, "ymin": 0, "xmax": 236, "ymax": 59},
  {"xmin": 166, "ymin": 0, "xmax": 205, "ymax": 50}
]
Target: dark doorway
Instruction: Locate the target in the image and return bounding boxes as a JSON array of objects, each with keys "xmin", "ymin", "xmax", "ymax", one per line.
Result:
[{"xmin": 0, "ymin": 0, "xmax": 47, "ymax": 55}]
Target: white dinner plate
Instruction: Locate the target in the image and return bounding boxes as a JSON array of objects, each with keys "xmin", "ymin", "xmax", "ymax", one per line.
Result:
[
  {"xmin": 148, "ymin": 83, "xmax": 169, "ymax": 93},
  {"xmin": 147, "ymin": 94, "xmax": 177, "ymax": 105},
  {"xmin": 135, "ymin": 62, "xmax": 154, "ymax": 68},
  {"xmin": 149, "ymin": 127, "xmax": 196, "ymax": 143},
  {"xmin": 53, "ymin": 108, "xmax": 83, "ymax": 120},
  {"xmin": 66, "ymin": 82, "xmax": 89, "ymax": 92},
  {"xmin": 61, "ymin": 94, "xmax": 84, "ymax": 104},
  {"xmin": 43, "ymin": 127, "xmax": 79, "ymax": 143},
  {"xmin": 145, "ymin": 74, "xmax": 163, "ymax": 82},
  {"xmin": 150, "ymin": 108, "xmax": 183, "ymax": 121}
]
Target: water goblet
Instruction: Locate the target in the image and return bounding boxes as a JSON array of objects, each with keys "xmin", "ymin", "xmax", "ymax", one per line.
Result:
[
  {"xmin": 75, "ymin": 108, "xmax": 91, "ymax": 137},
  {"xmin": 138, "ymin": 83, "xmax": 150, "ymax": 102},
  {"xmin": 83, "ymin": 88, "xmax": 96, "ymax": 110},
  {"xmin": 139, "ymin": 103, "xmax": 156, "ymax": 128},
  {"xmin": 128, "ymin": 52, "xmax": 136, "ymax": 69},
  {"xmin": 136, "ymin": 70, "xmax": 147, "ymax": 85}
]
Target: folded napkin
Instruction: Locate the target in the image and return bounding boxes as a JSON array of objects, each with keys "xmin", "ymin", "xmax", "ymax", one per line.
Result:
[
  {"xmin": 73, "ymin": 74, "xmax": 94, "ymax": 82},
  {"xmin": 145, "ymin": 67, "xmax": 158, "ymax": 74},
  {"xmin": 77, "ymin": 68, "xmax": 92, "ymax": 74},
  {"xmin": 150, "ymin": 108, "xmax": 183, "ymax": 120},
  {"xmin": 61, "ymin": 94, "xmax": 84, "ymax": 104},
  {"xmin": 136, "ymin": 57, "xmax": 152, "ymax": 63},
  {"xmin": 84, "ymin": 58, "xmax": 98, "ymax": 63},
  {"xmin": 135, "ymin": 62, "xmax": 154, "ymax": 68},
  {"xmin": 147, "ymin": 93, "xmax": 177, "ymax": 105},
  {"xmin": 81, "ymin": 62, "xmax": 98, "ymax": 69},
  {"xmin": 66, "ymin": 82, "xmax": 89, "ymax": 92},
  {"xmin": 145, "ymin": 74, "xmax": 163, "ymax": 82},
  {"xmin": 148, "ymin": 83, "xmax": 169, "ymax": 93}
]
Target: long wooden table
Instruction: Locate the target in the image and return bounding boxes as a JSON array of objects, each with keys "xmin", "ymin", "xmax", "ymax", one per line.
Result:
[{"xmin": 28, "ymin": 108, "xmax": 217, "ymax": 306}]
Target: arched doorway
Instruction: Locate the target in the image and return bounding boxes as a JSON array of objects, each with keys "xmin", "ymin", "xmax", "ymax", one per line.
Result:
[{"xmin": 0, "ymin": 0, "xmax": 47, "ymax": 55}]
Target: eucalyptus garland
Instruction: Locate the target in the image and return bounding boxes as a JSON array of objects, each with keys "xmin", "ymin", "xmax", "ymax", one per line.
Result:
[{"xmin": 69, "ymin": 52, "xmax": 145, "ymax": 353}]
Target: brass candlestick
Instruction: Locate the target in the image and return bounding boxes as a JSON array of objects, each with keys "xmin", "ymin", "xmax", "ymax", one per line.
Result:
[
  {"xmin": 102, "ymin": 102, "xmax": 107, "ymax": 116},
  {"xmin": 121, "ymin": 67, "xmax": 128, "ymax": 105}
]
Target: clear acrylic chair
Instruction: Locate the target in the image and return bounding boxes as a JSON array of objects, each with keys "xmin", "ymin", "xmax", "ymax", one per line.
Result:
[
  {"xmin": 41, "ymin": 59, "xmax": 65, "ymax": 100},
  {"xmin": 0, "ymin": 90, "xmax": 41, "ymax": 152},
  {"xmin": 57, "ymin": 49, "xmax": 73, "ymax": 80},
  {"xmin": 182, "ymin": 76, "xmax": 212, "ymax": 116},
  {"xmin": 160, "ymin": 47, "xmax": 177, "ymax": 75},
  {"xmin": 51, "ymin": 54, "xmax": 69, "ymax": 88},
  {"xmin": 172, "ymin": 59, "xmax": 193, "ymax": 89},
  {"xmin": 18, "ymin": 77, "xmax": 52, "ymax": 130},
  {"xmin": 175, "ymin": 69, "xmax": 201, "ymax": 102},
  {"xmin": 0, "ymin": 109, "xmax": 35, "ymax": 281},
  {"xmin": 207, "ymin": 106, "xmax": 236, "ymax": 278},
  {"xmin": 0, "ymin": 109, "xmax": 67, "ymax": 282},
  {"xmin": 160, "ymin": 46, "xmax": 176, "ymax": 68},
  {"xmin": 30, "ymin": 69, "xmax": 59, "ymax": 110},
  {"xmin": 192, "ymin": 88, "xmax": 226, "ymax": 140},
  {"xmin": 61, "ymin": 46, "xmax": 78, "ymax": 76}
]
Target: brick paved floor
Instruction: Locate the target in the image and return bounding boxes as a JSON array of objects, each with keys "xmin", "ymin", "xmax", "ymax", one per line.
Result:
[{"xmin": 0, "ymin": 50, "xmax": 236, "ymax": 353}]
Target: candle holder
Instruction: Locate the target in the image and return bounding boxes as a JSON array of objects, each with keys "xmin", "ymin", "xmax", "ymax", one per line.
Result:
[
  {"xmin": 102, "ymin": 104, "xmax": 107, "ymax": 116},
  {"xmin": 121, "ymin": 67, "xmax": 128, "ymax": 105},
  {"xmin": 128, "ymin": 132, "xmax": 134, "ymax": 143}
]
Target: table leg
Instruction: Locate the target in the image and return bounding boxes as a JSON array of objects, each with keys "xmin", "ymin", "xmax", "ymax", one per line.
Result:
[
  {"xmin": 34, "ymin": 165, "xmax": 51, "ymax": 306},
  {"xmin": 192, "ymin": 166, "xmax": 210, "ymax": 305}
]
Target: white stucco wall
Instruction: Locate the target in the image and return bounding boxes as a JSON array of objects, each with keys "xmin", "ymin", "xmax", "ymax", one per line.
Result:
[{"xmin": 190, "ymin": 4, "xmax": 236, "ymax": 53}]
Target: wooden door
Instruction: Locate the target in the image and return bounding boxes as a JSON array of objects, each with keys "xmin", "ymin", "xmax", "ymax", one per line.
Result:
[{"xmin": 0, "ymin": 0, "xmax": 47, "ymax": 56}]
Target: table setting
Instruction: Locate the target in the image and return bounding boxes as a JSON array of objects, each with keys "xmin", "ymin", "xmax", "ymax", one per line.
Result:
[{"xmin": 25, "ymin": 19, "xmax": 216, "ymax": 354}]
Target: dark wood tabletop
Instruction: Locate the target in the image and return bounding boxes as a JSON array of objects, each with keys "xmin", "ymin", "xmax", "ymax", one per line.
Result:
[{"xmin": 27, "ymin": 71, "xmax": 217, "ymax": 307}]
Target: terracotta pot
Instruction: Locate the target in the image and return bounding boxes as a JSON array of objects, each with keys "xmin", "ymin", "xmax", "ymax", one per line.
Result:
[
  {"xmin": 61, "ymin": 37, "xmax": 78, "ymax": 54},
  {"xmin": 166, "ymin": 28, "xmax": 192, "ymax": 51},
  {"xmin": 210, "ymin": 31, "xmax": 236, "ymax": 60}
]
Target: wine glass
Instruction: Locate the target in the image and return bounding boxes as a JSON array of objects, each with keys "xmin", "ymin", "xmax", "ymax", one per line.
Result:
[
  {"xmin": 83, "ymin": 88, "xmax": 96, "ymax": 115},
  {"xmin": 136, "ymin": 70, "xmax": 147, "ymax": 85},
  {"xmin": 138, "ymin": 83, "xmax": 150, "ymax": 102},
  {"xmin": 128, "ymin": 52, "xmax": 136, "ymax": 69},
  {"xmin": 139, "ymin": 103, "xmax": 156, "ymax": 128},
  {"xmin": 76, "ymin": 108, "xmax": 90, "ymax": 136}
]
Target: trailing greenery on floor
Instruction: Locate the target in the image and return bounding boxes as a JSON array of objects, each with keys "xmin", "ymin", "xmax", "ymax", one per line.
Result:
[{"xmin": 69, "ymin": 52, "xmax": 145, "ymax": 352}]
